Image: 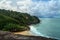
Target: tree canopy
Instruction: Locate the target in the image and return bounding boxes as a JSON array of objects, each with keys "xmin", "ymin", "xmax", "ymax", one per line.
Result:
[{"xmin": 0, "ymin": 9, "xmax": 40, "ymax": 32}]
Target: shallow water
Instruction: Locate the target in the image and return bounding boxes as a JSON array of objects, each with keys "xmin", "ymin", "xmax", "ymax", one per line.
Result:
[{"xmin": 30, "ymin": 18, "xmax": 60, "ymax": 40}]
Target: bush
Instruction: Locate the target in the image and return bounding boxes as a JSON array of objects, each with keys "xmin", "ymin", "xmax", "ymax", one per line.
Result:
[{"xmin": 2, "ymin": 23, "xmax": 27, "ymax": 32}]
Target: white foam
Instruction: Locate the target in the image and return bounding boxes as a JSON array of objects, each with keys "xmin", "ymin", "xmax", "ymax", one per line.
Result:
[
  {"xmin": 29, "ymin": 25, "xmax": 59, "ymax": 39},
  {"xmin": 29, "ymin": 25, "xmax": 46, "ymax": 36}
]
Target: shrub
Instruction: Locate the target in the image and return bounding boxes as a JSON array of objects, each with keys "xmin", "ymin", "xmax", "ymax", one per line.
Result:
[{"xmin": 2, "ymin": 23, "xmax": 27, "ymax": 32}]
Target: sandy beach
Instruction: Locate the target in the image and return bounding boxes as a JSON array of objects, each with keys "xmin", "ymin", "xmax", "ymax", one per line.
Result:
[
  {"xmin": 13, "ymin": 31, "xmax": 33, "ymax": 36},
  {"xmin": 13, "ymin": 26, "xmax": 34, "ymax": 36}
]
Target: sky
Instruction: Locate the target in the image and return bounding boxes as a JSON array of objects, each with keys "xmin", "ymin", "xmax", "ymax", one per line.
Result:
[{"xmin": 0, "ymin": 0, "xmax": 60, "ymax": 18}]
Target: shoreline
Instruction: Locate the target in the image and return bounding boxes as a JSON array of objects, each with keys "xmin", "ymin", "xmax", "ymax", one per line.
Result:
[
  {"xmin": 13, "ymin": 30, "xmax": 33, "ymax": 36},
  {"xmin": 29, "ymin": 25, "xmax": 57, "ymax": 39},
  {"xmin": 13, "ymin": 25, "xmax": 34, "ymax": 36},
  {"xmin": 13, "ymin": 25, "xmax": 47, "ymax": 36},
  {"xmin": 13, "ymin": 25, "xmax": 57, "ymax": 40},
  {"xmin": 12, "ymin": 30, "xmax": 56, "ymax": 40}
]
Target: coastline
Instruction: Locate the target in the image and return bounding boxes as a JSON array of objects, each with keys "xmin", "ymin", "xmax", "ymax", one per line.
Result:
[
  {"xmin": 13, "ymin": 25, "xmax": 57, "ymax": 40},
  {"xmin": 29, "ymin": 25, "xmax": 57, "ymax": 39},
  {"xmin": 13, "ymin": 25, "xmax": 35, "ymax": 36},
  {"xmin": 13, "ymin": 30, "xmax": 33, "ymax": 36},
  {"xmin": 13, "ymin": 25, "xmax": 37, "ymax": 36},
  {"xmin": 13, "ymin": 25, "xmax": 47, "ymax": 36}
]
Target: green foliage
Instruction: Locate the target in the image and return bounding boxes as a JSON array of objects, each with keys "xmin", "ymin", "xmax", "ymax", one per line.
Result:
[
  {"xmin": 2, "ymin": 23, "xmax": 27, "ymax": 32},
  {"xmin": 0, "ymin": 9, "xmax": 40, "ymax": 32}
]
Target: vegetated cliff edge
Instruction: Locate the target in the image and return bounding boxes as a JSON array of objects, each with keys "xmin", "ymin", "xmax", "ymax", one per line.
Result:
[{"xmin": 0, "ymin": 9, "xmax": 40, "ymax": 32}]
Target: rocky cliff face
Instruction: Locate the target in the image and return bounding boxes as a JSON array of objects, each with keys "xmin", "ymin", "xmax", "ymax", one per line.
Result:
[{"xmin": 0, "ymin": 31, "xmax": 56, "ymax": 40}]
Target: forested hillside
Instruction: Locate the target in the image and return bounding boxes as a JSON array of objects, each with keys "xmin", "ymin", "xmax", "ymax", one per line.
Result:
[{"xmin": 0, "ymin": 9, "xmax": 40, "ymax": 32}]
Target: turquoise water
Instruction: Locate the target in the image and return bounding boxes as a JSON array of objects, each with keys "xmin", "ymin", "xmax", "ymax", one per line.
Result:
[{"xmin": 30, "ymin": 18, "xmax": 60, "ymax": 40}]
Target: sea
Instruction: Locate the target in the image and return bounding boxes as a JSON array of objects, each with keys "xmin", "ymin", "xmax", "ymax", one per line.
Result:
[{"xmin": 29, "ymin": 18, "xmax": 60, "ymax": 40}]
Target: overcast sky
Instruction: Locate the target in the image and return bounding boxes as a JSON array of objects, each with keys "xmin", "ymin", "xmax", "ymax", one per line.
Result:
[{"xmin": 0, "ymin": 0, "xmax": 60, "ymax": 18}]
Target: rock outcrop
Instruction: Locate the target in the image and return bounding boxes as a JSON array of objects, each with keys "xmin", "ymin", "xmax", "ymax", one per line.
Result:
[{"xmin": 0, "ymin": 31, "xmax": 57, "ymax": 40}]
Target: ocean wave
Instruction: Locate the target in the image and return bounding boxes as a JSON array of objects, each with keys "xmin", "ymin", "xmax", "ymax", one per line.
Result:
[
  {"xmin": 29, "ymin": 25, "xmax": 59, "ymax": 40},
  {"xmin": 29, "ymin": 25, "xmax": 49, "ymax": 37}
]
